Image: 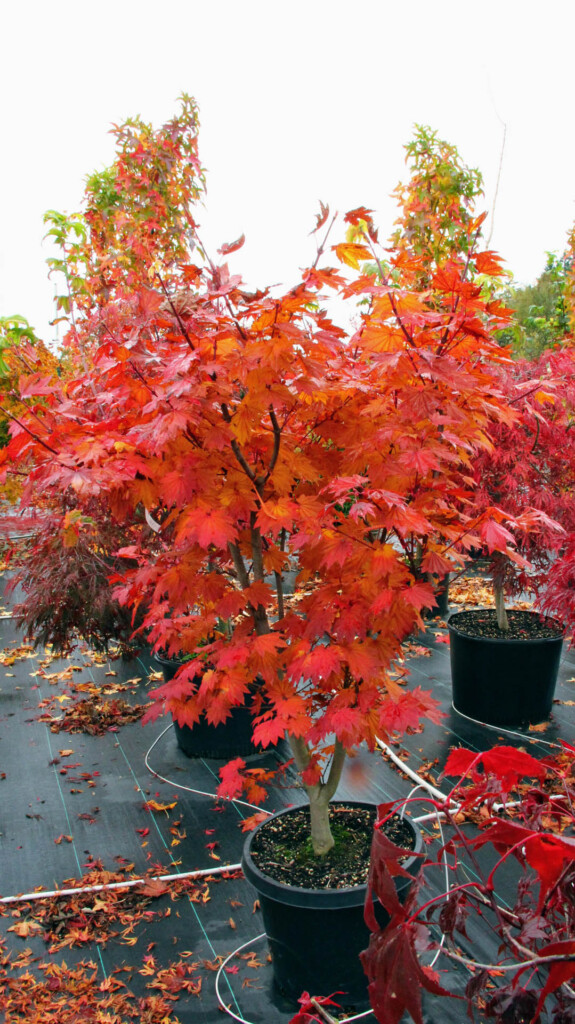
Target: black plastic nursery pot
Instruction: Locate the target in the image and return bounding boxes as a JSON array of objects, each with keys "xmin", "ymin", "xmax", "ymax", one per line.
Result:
[
  {"xmin": 448, "ymin": 609, "xmax": 565, "ymax": 728},
  {"xmin": 241, "ymin": 801, "xmax": 422, "ymax": 1009},
  {"xmin": 154, "ymin": 654, "xmax": 262, "ymax": 759}
]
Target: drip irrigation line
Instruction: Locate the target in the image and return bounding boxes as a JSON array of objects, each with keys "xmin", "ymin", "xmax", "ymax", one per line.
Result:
[
  {"xmin": 0, "ymin": 862, "xmax": 242, "ymax": 905},
  {"xmin": 214, "ymin": 932, "xmax": 375, "ymax": 1024},
  {"xmin": 144, "ymin": 722, "xmax": 269, "ymax": 812},
  {"xmin": 451, "ymin": 702, "xmax": 564, "ymax": 750},
  {"xmin": 376, "ymin": 736, "xmax": 449, "ymax": 803}
]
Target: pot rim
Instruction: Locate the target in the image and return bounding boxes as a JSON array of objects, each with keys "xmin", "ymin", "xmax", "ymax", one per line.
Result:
[
  {"xmin": 241, "ymin": 799, "xmax": 422, "ymax": 909},
  {"xmin": 152, "ymin": 650, "xmax": 196, "ymax": 668},
  {"xmin": 447, "ymin": 608, "xmax": 565, "ymax": 643}
]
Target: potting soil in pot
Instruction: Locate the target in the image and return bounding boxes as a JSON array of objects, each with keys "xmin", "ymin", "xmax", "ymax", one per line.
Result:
[
  {"xmin": 248, "ymin": 805, "xmax": 415, "ymax": 889},
  {"xmin": 450, "ymin": 608, "xmax": 564, "ymax": 640}
]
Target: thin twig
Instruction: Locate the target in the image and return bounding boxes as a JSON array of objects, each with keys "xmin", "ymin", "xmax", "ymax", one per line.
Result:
[
  {"xmin": 310, "ymin": 997, "xmax": 339, "ymax": 1024},
  {"xmin": 156, "ymin": 273, "xmax": 196, "ymax": 352},
  {"xmin": 487, "ymin": 122, "xmax": 507, "ymax": 249}
]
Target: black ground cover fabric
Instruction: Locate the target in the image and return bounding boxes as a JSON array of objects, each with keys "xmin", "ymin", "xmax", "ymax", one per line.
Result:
[{"xmin": 1, "ymin": 569, "xmax": 574, "ymax": 1022}]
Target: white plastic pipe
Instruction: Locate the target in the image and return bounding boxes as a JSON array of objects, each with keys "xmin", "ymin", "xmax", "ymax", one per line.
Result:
[{"xmin": 0, "ymin": 861, "xmax": 242, "ymax": 905}]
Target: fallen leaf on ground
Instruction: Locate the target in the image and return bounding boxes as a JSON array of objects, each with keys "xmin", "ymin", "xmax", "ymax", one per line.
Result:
[{"xmin": 143, "ymin": 799, "xmax": 178, "ymax": 814}]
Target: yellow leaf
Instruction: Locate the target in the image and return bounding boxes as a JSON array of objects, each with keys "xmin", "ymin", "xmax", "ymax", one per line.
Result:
[
  {"xmin": 144, "ymin": 799, "xmax": 178, "ymax": 814},
  {"xmin": 334, "ymin": 242, "xmax": 371, "ymax": 269},
  {"xmin": 230, "ymin": 402, "xmax": 254, "ymax": 446}
]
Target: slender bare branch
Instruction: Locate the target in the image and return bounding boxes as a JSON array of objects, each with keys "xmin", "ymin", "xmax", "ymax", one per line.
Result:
[
  {"xmin": 324, "ymin": 739, "xmax": 347, "ymax": 802},
  {"xmin": 156, "ymin": 273, "xmax": 196, "ymax": 352},
  {"xmin": 221, "ymin": 402, "xmax": 257, "ymax": 482},
  {"xmin": 261, "ymin": 405, "xmax": 282, "ymax": 486}
]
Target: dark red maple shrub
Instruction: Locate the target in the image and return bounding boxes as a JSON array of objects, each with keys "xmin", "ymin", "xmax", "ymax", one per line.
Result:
[
  {"xmin": 8, "ymin": 499, "xmax": 146, "ymax": 655},
  {"xmin": 0, "ymin": 102, "xmax": 524, "ymax": 856},
  {"xmin": 362, "ymin": 744, "xmax": 575, "ymax": 1024},
  {"xmin": 469, "ymin": 349, "xmax": 575, "ymax": 630},
  {"xmin": 541, "ymin": 536, "xmax": 575, "ymax": 637}
]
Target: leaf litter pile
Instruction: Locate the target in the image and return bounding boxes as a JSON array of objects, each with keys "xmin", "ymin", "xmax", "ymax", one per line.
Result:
[
  {"xmin": 0, "ymin": 634, "xmax": 272, "ymax": 1020},
  {"xmin": 0, "ymin": 863, "xmax": 258, "ymax": 1022},
  {"xmin": 448, "ymin": 573, "xmax": 533, "ymax": 612},
  {"xmin": 41, "ymin": 692, "xmax": 150, "ymax": 735},
  {"xmin": 0, "ymin": 640, "xmax": 153, "ymax": 735}
]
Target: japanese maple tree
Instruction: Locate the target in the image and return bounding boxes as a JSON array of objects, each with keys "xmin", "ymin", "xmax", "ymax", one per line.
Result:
[
  {"xmin": 469, "ymin": 349, "xmax": 575, "ymax": 630},
  {"xmin": 339, "ymin": 130, "xmax": 525, "ymax": 600},
  {"xmin": 0, "ymin": 315, "xmax": 59, "ymax": 491},
  {"xmin": 389, "ymin": 124, "xmax": 484, "ymax": 282},
  {"xmin": 9, "ymin": 499, "xmax": 145, "ymax": 655},
  {"xmin": 362, "ymin": 743, "xmax": 575, "ymax": 1024},
  {"xmin": 366, "ymin": 127, "xmax": 575, "ymax": 629},
  {"xmin": 0, "ymin": 97, "xmax": 206, "ymax": 651},
  {"xmin": 0, "ymin": 103, "xmax": 522, "ymax": 856}
]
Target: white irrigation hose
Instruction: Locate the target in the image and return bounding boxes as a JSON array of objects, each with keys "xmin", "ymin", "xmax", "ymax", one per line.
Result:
[
  {"xmin": 0, "ymin": 723, "xmax": 264, "ymax": 906},
  {"xmin": 376, "ymin": 736, "xmax": 451, "ymax": 804},
  {"xmin": 452, "ymin": 702, "xmax": 564, "ymax": 749},
  {"xmin": 144, "ymin": 722, "xmax": 271, "ymax": 813},
  {"xmin": 0, "ymin": 862, "xmax": 242, "ymax": 905}
]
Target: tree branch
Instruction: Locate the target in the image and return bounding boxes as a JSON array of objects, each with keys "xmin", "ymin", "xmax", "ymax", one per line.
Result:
[
  {"xmin": 221, "ymin": 402, "xmax": 257, "ymax": 482},
  {"xmin": 228, "ymin": 541, "xmax": 250, "ymax": 589},
  {"xmin": 261, "ymin": 404, "xmax": 281, "ymax": 486},
  {"xmin": 1, "ymin": 409, "xmax": 60, "ymax": 456},
  {"xmin": 324, "ymin": 739, "xmax": 347, "ymax": 802},
  {"xmin": 156, "ymin": 273, "xmax": 196, "ymax": 352}
]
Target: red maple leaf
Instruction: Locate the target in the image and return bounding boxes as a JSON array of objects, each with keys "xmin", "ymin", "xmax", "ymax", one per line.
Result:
[
  {"xmin": 176, "ymin": 507, "xmax": 237, "ymax": 548},
  {"xmin": 532, "ymin": 939, "xmax": 575, "ymax": 1018},
  {"xmin": 480, "ymin": 517, "xmax": 515, "ymax": 553},
  {"xmin": 361, "ymin": 919, "xmax": 452, "ymax": 1024},
  {"xmin": 443, "ymin": 746, "xmax": 547, "ymax": 790},
  {"xmin": 218, "ymin": 234, "xmax": 245, "ymax": 255},
  {"xmin": 474, "ymin": 250, "xmax": 505, "ymax": 276}
]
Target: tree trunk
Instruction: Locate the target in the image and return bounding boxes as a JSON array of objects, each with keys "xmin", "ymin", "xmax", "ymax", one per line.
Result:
[
  {"xmin": 288, "ymin": 736, "xmax": 347, "ymax": 856},
  {"xmin": 308, "ymin": 788, "xmax": 336, "ymax": 856},
  {"xmin": 494, "ymin": 580, "xmax": 509, "ymax": 631}
]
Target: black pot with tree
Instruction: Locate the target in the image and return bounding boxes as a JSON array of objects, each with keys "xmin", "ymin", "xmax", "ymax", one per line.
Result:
[
  {"xmin": 241, "ymin": 801, "xmax": 422, "ymax": 1009},
  {"xmin": 448, "ymin": 606, "xmax": 565, "ymax": 728},
  {"xmin": 153, "ymin": 647, "xmax": 264, "ymax": 758}
]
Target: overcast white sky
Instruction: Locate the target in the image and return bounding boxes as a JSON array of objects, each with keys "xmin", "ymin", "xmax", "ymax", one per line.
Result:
[{"xmin": 1, "ymin": 0, "xmax": 574, "ymax": 345}]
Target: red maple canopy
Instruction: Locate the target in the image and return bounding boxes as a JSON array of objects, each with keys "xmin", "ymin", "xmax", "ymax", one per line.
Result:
[{"xmin": 0, "ymin": 107, "xmax": 525, "ymax": 853}]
